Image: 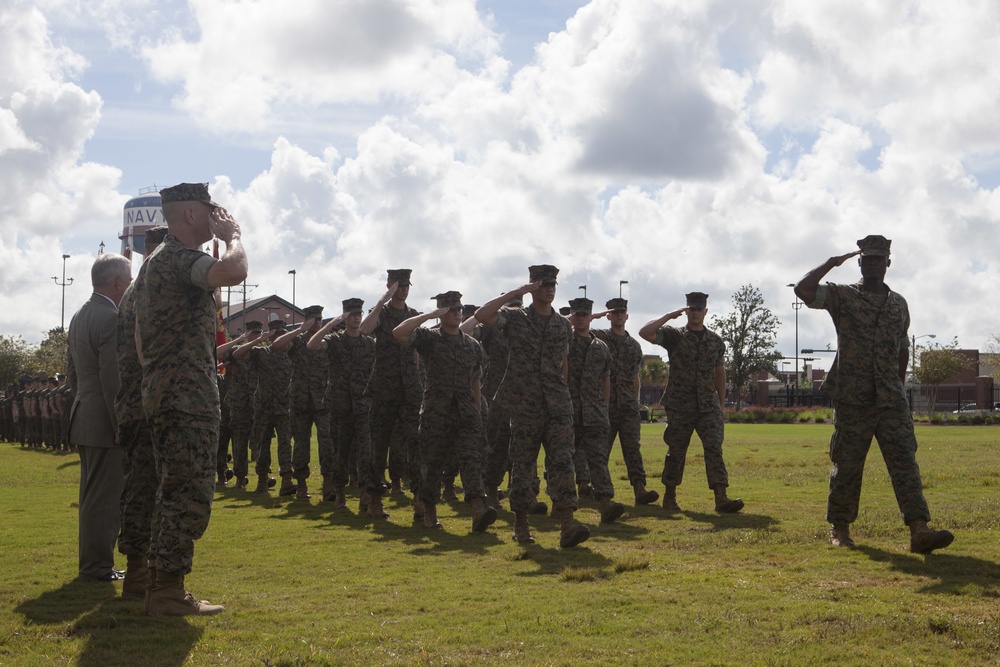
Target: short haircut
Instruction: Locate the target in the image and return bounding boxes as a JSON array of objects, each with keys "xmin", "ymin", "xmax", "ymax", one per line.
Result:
[{"xmin": 91, "ymin": 253, "xmax": 130, "ymax": 288}]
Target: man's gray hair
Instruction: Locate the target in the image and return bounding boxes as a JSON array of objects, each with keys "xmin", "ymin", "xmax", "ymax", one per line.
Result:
[{"xmin": 91, "ymin": 253, "xmax": 130, "ymax": 288}]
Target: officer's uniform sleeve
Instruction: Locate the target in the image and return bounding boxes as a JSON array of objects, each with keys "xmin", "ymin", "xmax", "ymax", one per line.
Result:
[
  {"xmin": 407, "ymin": 327, "xmax": 432, "ymax": 353},
  {"xmin": 189, "ymin": 254, "xmax": 217, "ymax": 291}
]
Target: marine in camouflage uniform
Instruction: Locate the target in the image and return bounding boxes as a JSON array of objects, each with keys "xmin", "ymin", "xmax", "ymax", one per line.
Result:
[
  {"xmin": 567, "ymin": 298, "xmax": 625, "ymax": 524},
  {"xmin": 271, "ymin": 305, "xmax": 332, "ymax": 500},
  {"xmin": 360, "ymin": 269, "xmax": 423, "ymax": 496},
  {"xmin": 639, "ymin": 291, "xmax": 744, "ymax": 514},
  {"xmin": 308, "ymin": 298, "xmax": 382, "ymax": 515},
  {"xmin": 795, "ymin": 234, "xmax": 953, "ymax": 554},
  {"xmin": 593, "ymin": 297, "xmax": 658, "ymax": 505},
  {"xmin": 233, "ymin": 319, "xmax": 296, "ymax": 495},
  {"xmin": 394, "ymin": 292, "xmax": 497, "ymax": 533},
  {"xmin": 222, "ymin": 321, "xmax": 263, "ymax": 489},
  {"xmin": 476, "ymin": 265, "xmax": 590, "ymax": 548},
  {"xmin": 134, "ymin": 182, "xmax": 247, "ymax": 616}
]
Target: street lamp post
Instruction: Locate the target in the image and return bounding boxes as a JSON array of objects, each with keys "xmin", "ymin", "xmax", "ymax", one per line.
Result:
[
  {"xmin": 578, "ymin": 285, "xmax": 587, "ymax": 298},
  {"xmin": 911, "ymin": 333, "xmax": 936, "ymax": 383},
  {"xmin": 619, "ymin": 280, "xmax": 629, "ymax": 298},
  {"xmin": 52, "ymin": 254, "xmax": 74, "ymax": 331},
  {"xmin": 288, "ymin": 269, "xmax": 297, "ymax": 324},
  {"xmin": 787, "ymin": 284, "xmax": 801, "ymax": 393}
]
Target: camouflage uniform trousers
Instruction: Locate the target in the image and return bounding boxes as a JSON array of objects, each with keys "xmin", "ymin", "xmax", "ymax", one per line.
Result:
[
  {"xmin": 370, "ymin": 397, "xmax": 420, "ymax": 488},
  {"xmin": 509, "ymin": 413, "xmax": 578, "ymax": 514},
  {"xmin": 49, "ymin": 416, "xmax": 61, "ymax": 449},
  {"xmin": 483, "ymin": 402, "xmax": 512, "ymax": 489},
  {"xmin": 117, "ymin": 418, "xmax": 157, "ymax": 558},
  {"xmin": 575, "ymin": 423, "xmax": 615, "ymax": 499},
  {"xmin": 229, "ymin": 406, "xmax": 255, "ymax": 482},
  {"xmin": 290, "ymin": 404, "xmax": 333, "ymax": 481},
  {"xmin": 217, "ymin": 402, "xmax": 232, "ymax": 480},
  {"xmin": 661, "ymin": 406, "xmax": 729, "ymax": 489},
  {"xmin": 330, "ymin": 404, "xmax": 381, "ymax": 496},
  {"xmin": 440, "ymin": 401, "xmax": 488, "ymax": 491},
  {"xmin": 608, "ymin": 406, "xmax": 647, "ymax": 487},
  {"xmin": 828, "ymin": 399, "xmax": 931, "ymax": 525},
  {"xmin": 148, "ymin": 412, "xmax": 218, "ymax": 576},
  {"xmin": 417, "ymin": 404, "xmax": 487, "ymax": 508},
  {"xmin": 254, "ymin": 410, "xmax": 294, "ymax": 478}
]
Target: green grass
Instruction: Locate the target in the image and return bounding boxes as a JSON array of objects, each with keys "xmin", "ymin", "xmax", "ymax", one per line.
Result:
[{"xmin": 2, "ymin": 423, "xmax": 999, "ymax": 666}]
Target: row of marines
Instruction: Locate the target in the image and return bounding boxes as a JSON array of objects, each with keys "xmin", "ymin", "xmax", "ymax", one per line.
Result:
[{"xmin": 0, "ymin": 375, "xmax": 73, "ymax": 449}]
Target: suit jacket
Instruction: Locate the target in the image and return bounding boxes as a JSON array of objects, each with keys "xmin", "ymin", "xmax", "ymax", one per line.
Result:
[{"xmin": 67, "ymin": 293, "xmax": 120, "ymax": 448}]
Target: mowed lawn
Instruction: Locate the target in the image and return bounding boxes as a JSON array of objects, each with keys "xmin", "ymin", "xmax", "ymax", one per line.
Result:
[{"xmin": 1, "ymin": 423, "xmax": 998, "ymax": 666}]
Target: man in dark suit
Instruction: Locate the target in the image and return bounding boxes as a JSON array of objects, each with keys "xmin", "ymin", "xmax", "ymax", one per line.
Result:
[{"xmin": 67, "ymin": 253, "xmax": 132, "ymax": 581}]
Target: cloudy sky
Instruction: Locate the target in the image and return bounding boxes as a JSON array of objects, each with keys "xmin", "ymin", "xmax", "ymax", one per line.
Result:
[{"xmin": 3, "ymin": 0, "xmax": 998, "ymax": 368}]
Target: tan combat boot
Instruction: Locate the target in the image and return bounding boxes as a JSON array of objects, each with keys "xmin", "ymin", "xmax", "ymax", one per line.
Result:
[
  {"xmin": 662, "ymin": 485, "xmax": 681, "ymax": 512},
  {"xmin": 413, "ymin": 495, "xmax": 426, "ymax": 522},
  {"xmin": 279, "ymin": 473, "xmax": 297, "ymax": 496},
  {"xmin": 254, "ymin": 474, "xmax": 270, "ymax": 494},
  {"xmin": 529, "ymin": 494, "xmax": 548, "ymax": 515},
  {"xmin": 358, "ymin": 490, "xmax": 370, "ymax": 513},
  {"xmin": 830, "ymin": 523, "xmax": 855, "ymax": 548},
  {"xmin": 909, "ymin": 519, "xmax": 955, "ymax": 554},
  {"xmin": 390, "ymin": 478, "xmax": 403, "ymax": 495},
  {"xmin": 557, "ymin": 508, "xmax": 591, "ymax": 548},
  {"xmin": 146, "ymin": 571, "xmax": 225, "ymax": 616},
  {"xmin": 367, "ymin": 494, "xmax": 389, "ymax": 520},
  {"xmin": 442, "ymin": 479, "xmax": 459, "ymax": 502},
  {"xmin": 422, "ymin": 502, "xmax": 442, "ymax": 529},
  {"xmin": 332, "ymin": 485, "xmax": 347, "ymax": 510},
  {"xmin": 632, "ymin": 482, "xmax": 659, "ymax": 505},
  {"xmin": 122, "ymin": 553, "xmax": 148, "ymax": 599},
  {"xmin": 713, "ymin": 485, "xmax": 744, "ymax": 513},
  {"xmin": 295, "ymin": 478, "xmax": 310, "ymax": 500},
  {"xmin": 512, "ymin": 512, "xmax": 534, "ymax": 544},
  {"xmin": 577, "ymin": 482, "xmax": 593, "ymax": 499},
  {"xmin": 321, "ymin": 476, "xmax": 335, "ymax": 502},
  {"xmin": 470, "ymin": 497, "xmax": 498, "ymax": 532},
  {"xmin": 485, "ymin": 486, "xmax": 501, "ymax": 511},
  {"xmin": 598, "ymin": 497, "xmax": 626, "ymax": 524}
]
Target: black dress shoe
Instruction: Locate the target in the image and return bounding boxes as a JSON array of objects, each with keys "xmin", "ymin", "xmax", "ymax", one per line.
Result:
[{"xmin": 97, "ymin": 569, "xmax": 125, "ymax": 581}]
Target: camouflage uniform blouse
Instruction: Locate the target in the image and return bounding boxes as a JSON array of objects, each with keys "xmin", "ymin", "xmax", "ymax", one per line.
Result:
[
  {"xmin": 366, "ymin": 305, "xmax": 423, "ymax": 404},
  {"xmin": 246, "ymin": 345, "xmax": 292, "ymax": 414},
  {"xmin": 653, "ymin": 325, "xmax": 725, "ymax": 413},
  {"xmin": 287, "ymin": 334, "xmax": 329, "ymax": 412},
  {"xmin": 114, "ymin": 282, "xmax": 143, "ymax": 425},
  {"xmin": 324, "ymin": 332, "xmax": 376, "ymax": 412},
  {"xmin": 470, "ymin": 324, "xmax": 506, "ymax": 405},
  {"xmin": 808, "ymin": 282, "xmax": 910, "ymax": 408},
  {"xmin": 222, "ymin": 350, "xmax": 257, "ymax": 409},
  {"xmin": 593, "ymin": 329, "xmax": 643, "ymax": 412},
  {"xmin": 134, "ymin": 235, "xmax": 220, "ymax": 422},
  {"xmin": 407, "ymin": 328, "xmax": 485, "ymax": 420},
  {"xmin": 493, "ymin": 306, "xmax": 573, "ymax": 418},
  {"xmin": 568, "ymin": 333, "xmax": 611, "ymax": 427}
]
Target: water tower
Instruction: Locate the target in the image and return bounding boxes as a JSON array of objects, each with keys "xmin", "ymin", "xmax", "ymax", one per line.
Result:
[{"xmin": 120, "ymin": 186, "xmax": 164, "ymax": 258}]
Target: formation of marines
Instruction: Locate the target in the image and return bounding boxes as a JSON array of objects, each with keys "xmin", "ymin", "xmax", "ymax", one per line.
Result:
[{"xmin": 2, "ymin": 227, "xmax": 955, "ymax": 618}]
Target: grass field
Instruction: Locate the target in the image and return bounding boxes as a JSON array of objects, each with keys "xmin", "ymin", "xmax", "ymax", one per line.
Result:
[{"xmin": 1, "ymin": 423, "xmax": 998, "ymax": 666}]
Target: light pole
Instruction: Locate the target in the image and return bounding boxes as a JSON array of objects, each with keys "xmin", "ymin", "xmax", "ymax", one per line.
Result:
[
  {"xmin": 787, "ymin": 284, "xmax": 801, "ymax": 391},
  {"xmin": 98, "ymin": 241, "xmax": 105, "ymax": 255},
  {"xmin": 288, "ymin": 269, "xmax": 297, "ymax": 324},
  {"xmin": 619, "ymin": 280, "xmax": 629, "ymax": 298},
  {"xmin": 52, "ymin": 254, "xmax": 74, "ymax": 331},
  {"xmin": 911, "ymin": 333, "xmax": 936, "ymax": 383},
  {"xmin": 578, "ymin": 285, "xmax": 587, "ymax": 298}
]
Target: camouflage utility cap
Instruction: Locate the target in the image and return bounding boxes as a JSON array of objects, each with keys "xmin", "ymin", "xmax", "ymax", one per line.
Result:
[
  {"xmin": 857, "ymin": 235, "xmax": 891, "ymax": 257},
  {"xmin": 387, "ymin": 269, "xmax": 412, "ymax": 286},
  {"xmin": 342, "ymin": 298, "xmax": 364, "ymax": 313},
  {"xmin": 686, "ymin": 292, "xmax": 709, "ymax": 308},
  {"xmin": 159, "ymin": 182, "xmax": 219, "ymax": 207},
  {"xmin": 434, "ymin": 291, "xmax": 463, "ymax": 309},
  {"xmin": 568, "ymin": 297, "xmax": 593, "ymax": 314},
  {"xmin": 462, "ymin": 304, "xmax": 478, "ymax": 319},
  {"xmin": 268, "ymin": 319, "xmax": 286, "ymax": 331},
  {"xmin": 558, "ymin": 306, "xmax": 572, "ymax": 316},
  {"xmin": 145, "ymin": 226, "xmax": 169, "ymax": 245},
  {"xmin": 303, "ymin": 305, "xmax": 323, "ymax": 318},
  {"xmin": 605, "ymin": 297, "xmax": 628, "ymax": 311},
  {"xmin": 528, "ymin": 264, "xmax": 559, "ymax": 284},
  {"xmin": 246, "ymin": 320, "xmax": 263, "ymax": 332}
]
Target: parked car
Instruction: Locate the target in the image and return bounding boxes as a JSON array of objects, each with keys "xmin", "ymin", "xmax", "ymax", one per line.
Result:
[{"xmin": 951, "ymin": 403, "xmax": 1000, "ymax": 413}]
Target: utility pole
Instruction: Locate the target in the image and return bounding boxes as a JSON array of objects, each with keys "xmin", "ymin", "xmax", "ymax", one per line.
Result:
[{"xmin": 52, "ymin": 254, "xmax": 74, "ymax": 331}]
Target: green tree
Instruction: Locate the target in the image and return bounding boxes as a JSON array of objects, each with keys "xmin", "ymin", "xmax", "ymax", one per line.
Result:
[
  {"xmin": 0, "ymin": 335, "xmax": 32, "ymax": 387},
  {"xmin": 914, "ymin": 339, "xmax": 972, "ymax": 414},
  {"xmin": 710, "ymin": 284, "xmax": 782, "ymax": 410},
  {"xmin": 640, "ymin": 357, "xmax": 669, "ymax": 404},
  {"xmin": 983, "ymin": 334, "xmax": 1000, "ymax": 378},
  {"xmin": 33, "ymin": 327, "xmax": 68, "ymax": 378}
]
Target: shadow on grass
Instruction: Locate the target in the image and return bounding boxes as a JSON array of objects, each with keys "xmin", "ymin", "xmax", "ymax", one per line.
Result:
[
  {"xmin": 856, "ymin": 545, "xmax": 1000, "ymax": 596},
  {"xmin": 14, "ymin": 578, "xmax": 202, "ymax": 667},
  {"xmin": 682, "ymin": 510, "xmax": 779, "ymax": 531}
]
